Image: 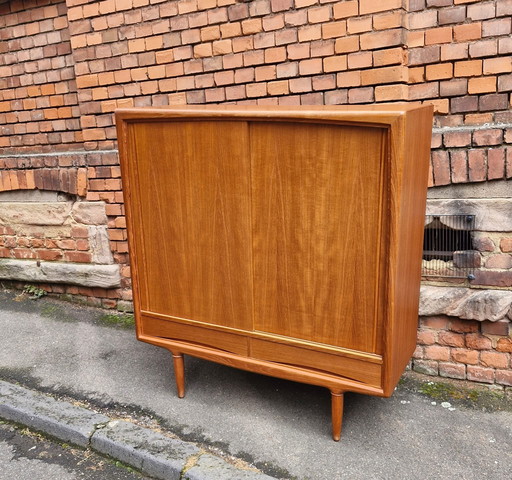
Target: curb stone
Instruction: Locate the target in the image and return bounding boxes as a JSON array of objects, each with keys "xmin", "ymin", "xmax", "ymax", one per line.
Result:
[
  {"xmin": 0, "ymin": 380, "xmax": 277, "ymax": 480},
  {"xmin": 0, "ymin": 380, "xmax": 109, "ymax": 447}
]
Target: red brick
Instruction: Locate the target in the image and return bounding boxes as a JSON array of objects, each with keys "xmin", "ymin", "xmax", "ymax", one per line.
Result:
[
  {"xmin": 425, "ymin": 27, "xmax": 452, "ymax": 45},
  {"xmin": 360, "ymin": 29, "xmax": 402, "ymax": 50},
  {"xmin": 417, "ymin": 329, "xmax": 437, "ymax": 345},
  {"xmin": 422, "ymin": 316, "xmax": 450, "ymax": 330},
  {"xmin": 425, "ymin": 63, "xmax": 453, "ymax": 80},
  {"xmin": 487, "ymin": 148, "xmax": 505, "ymax": 180},
  {"xmin": 500, "ymin": 238, "xmax": 512, "ymax": 253},
  {"xmin": 299, "ymin": 58, "xmax": 322, "ymax": 75},
  {"xmin": 347, "ymin": 17, "xmax": 372, "ymax": 35},
  {"xmin": 333, "ymin": 1, "xmax": 358, "ymax": 19},
  {"xmin": 473, "ymin": 129, "xmax": 503, "ymax": 146},
  {"xmin": 432, "ymin": 150, "xmax": 451, "ymax": 186},
  {"xmin": 424, "ymin": 345, "xmax": 451, "ymax": 361},
  {"xmin": 444, "ymin": 131, "xmax": 471, "ymax": 148},
  {"xmin": 322, "ymin": 21, "xmax": 347, "ymax": 40},
  {"xmin": 413, "ymin": 345, "xmax": 424, "ymax": 359},
  {"xmin": 450, "ymin": 318, "xmax": 480, "ymax": 334},
  {"xmin": 474, "ymin": 270, "xmax": 512, "ymax": 287},
  {"xmin": 480, "ymin": 351, "xmax": 510, "ymax": 369},
  {"xmin": 467, "ymin": 365, "xmax": 494, "ymax": 384},
  {"xmin": 438, "ymin": 331, "xmax": 465, "ymax": 348},
  {"xmin": 486, "ymin": 254, "xmax": 512, "ymax": 269},
  {"xmin": 439, "ymin": 362, "xmax": 466, "ymax": 380},
  {"xmin": 481, "ymin": 321, "xmax": 510, "ymax": 337},
  {"xmin": 495, "ymin": 370, "xmax": 512, "ymax": 386},
  {"xmin": 496, "ymin": 338, "xmax": 512, "ymax": 353},
  {"xmin": 271, "ymin": 0, "xmax": 292, "ymax": 13},
  {"xmin": 449, "ymin": 150, "xmax": 468, "ymax": 183},
  {"xmin": 465, "ymin": 333, "xmax": 493, "ymax": 350},
  {"xmin": 453, "ymin": 22, "xmax": 482, "ymax": 42}
]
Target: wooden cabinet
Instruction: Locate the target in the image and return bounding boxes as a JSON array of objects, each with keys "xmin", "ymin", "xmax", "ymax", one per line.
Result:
[{"xmin": 116, "ymin": 105, "xmax": 433, "ymax": 440}]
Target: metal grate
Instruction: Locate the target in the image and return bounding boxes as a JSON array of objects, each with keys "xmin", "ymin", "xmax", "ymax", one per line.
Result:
[{"xmin": 422, "ymin": 214, "xmax": 476, "ymax": 280}]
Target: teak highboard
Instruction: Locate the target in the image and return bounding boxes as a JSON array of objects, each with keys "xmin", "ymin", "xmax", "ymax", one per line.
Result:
[{"xmin": 116, "ymin": 105, "xmax": 433, "ymax": 440}]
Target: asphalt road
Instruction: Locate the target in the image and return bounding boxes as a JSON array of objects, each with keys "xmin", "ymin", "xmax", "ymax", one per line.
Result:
[
  {"xmin": 0, "ymin": 421, "xmax": 149, "ymax": 480},
  {"xmin": 0, "ymin": 290, "xmax": 511, "ymax": 479}
]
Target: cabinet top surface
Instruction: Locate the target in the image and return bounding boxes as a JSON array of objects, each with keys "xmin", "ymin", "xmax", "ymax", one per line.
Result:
[{"xmin": 116, "ymin": 103, "xmax": 433, "ymax": 125}]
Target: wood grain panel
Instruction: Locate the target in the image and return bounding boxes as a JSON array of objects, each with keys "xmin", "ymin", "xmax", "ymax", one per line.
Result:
[
  {"xmin": 251, "ymin": 122, "xmax": 386, "ymax": 353},
  {"xmin": 250, "ymin": 338, "xmax": 382, "ymax": 387},
  {"xmin": 128, "ymin": 120, "xmax": 253, "ymax": 330},
  {"xmin": 141, "ymin": 316, "xmax": 248, "ymax": 356}
]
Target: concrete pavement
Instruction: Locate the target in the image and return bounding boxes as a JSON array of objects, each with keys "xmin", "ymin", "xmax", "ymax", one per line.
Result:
[{"xmin": 0, "ymin": 289, "xmax": 511, "ymax": 479}]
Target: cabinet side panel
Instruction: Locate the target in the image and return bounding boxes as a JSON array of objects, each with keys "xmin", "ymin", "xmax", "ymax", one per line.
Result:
[
  {"xmin": 128, "ymin": 120, "xmax": 253, "ymax": 331},
  {"xmin": 251, "ymin": 121, "xmax": 386, "ymax": 353},
  {"xmin": 385, "ymin": 107, "xmax": 433, "ymax": 393}
]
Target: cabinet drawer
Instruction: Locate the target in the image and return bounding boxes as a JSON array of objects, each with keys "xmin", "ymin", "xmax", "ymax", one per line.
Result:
[
  {"xmin": 141, "ymin": 316, "xmax": 248, "ymax": 356},
  {"xmin": 250, "ymin": 338, "xmax": 382, "ymax": 387}
]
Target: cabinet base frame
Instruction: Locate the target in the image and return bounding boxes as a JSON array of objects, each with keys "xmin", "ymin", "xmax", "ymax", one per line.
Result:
[{"xmin": 141, "ymin": 335, "xmax": 385, "ymax": 441}]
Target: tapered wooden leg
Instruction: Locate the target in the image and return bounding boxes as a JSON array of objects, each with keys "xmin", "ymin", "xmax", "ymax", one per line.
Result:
[
  {"xmin": 172, "ymin": 352, "xmax": 185, "ymax": 398},
  {"xmin": 331, "ymin": 391, "xmax": 344, "ymax": 441}
]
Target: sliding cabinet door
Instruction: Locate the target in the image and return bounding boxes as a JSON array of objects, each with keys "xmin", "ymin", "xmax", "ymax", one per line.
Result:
[
  {"xmin": 127, "ymin": 120, "xmax": 253, "ymax": 331},
  {"xmin": 250, "ymin": 121, "xmax": 387, "ymax": 354}
]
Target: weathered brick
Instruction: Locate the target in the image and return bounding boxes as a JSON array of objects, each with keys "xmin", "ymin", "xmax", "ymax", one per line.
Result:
[
  {"xmin": 482, "ymin": 18, "xmax": 512, "ymax": 38},
  {"xmin": 481, "ymin": 320, "xmax": 510, "ymax": 337},
  {"xmin": 487, "ymin": 148, "xmax": 506, "ymax": 180},
  {"xmin": 443, "ymin": 131, "xmax": 471, "ymax": 148},
  {"xmin": 409, "ymin": 46, "xmax": 440, "ymax": 66},
  {"xmin": 485, "ymin": 253, "xmax": 512, "ymax": 269},
  {"xmin": 473, "ymin": 129, "xmax": 503, "ymax": 146},
  {"xmin": 496, "ymin": 338, "xmax": 512, "ymax": 353},
  {"xmin": 413, "ymin": 359, "xmax": 439, "ymax": 376},
  {"xmin": 347, "ymin": 86, "xmax": 374, "ymax": 103},
  {"xmin": 473, "ymin": 270, "xmax": 512, "ymax": 287},
  {"xmin": 466, "ymin": 333, "xmax": 493, "ymax": 350},
  {"xmin": 469, "ymin": 39, "xmax": 498, "ymax": 59},
  {"xmin": 450, "ymin": 318, "xmax": 480, "ymax": 333},
  {"xmin": 440, "ymin": 78, "xmax": 467, "ymax": 97},
  {"xmin": 438, "ymin": 331, "xmax": 465, "ymax": 348},
  {"xmin": 439, "ymin": 362, "xmax": 466, "ymax": 380},
  {"xmin": 417, "ymin": 329, "xmax": 437, "ymax": 345},
  {"xmin": 467, "ymin": 365, "xmax": 494, "ymax": 384},
  {"xmin": 500, "ymin": 238, "xmax": 512, "ymax": 253},
  {"xmin": 451, "ymin": 95, "xmax": 478, "ymax": 113},
  {"xmin": 450, "ymin": 150, "xmax": 468, "ymax": 183},
  {"xmin": 480, "ymin": 351, "xmax": 510, "ymax": 369},
  {"xmin": 495, "ymin": 370, "xmax": 512, "ymax": 386}
]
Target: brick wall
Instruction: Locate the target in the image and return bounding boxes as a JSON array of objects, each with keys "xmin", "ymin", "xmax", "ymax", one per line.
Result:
[
  {"xmin": 413, "ymin": 315, "xmax": 511, "ymax": 387},
  {"xmin": 0, "ymin": 0, "xmax": 511, "ymax": 383}
]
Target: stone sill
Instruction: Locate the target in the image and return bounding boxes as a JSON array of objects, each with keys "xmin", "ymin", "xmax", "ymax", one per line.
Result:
[
  {"xmin": 420, "ymin": 285, "xmax": 512, "ymax": 323},
  {"xmin": 0, "ymin": 258, "xmax": 120, "ymax": 288}
]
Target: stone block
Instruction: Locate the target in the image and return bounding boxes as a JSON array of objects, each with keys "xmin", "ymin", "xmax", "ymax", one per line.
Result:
[
  {"xmin": 0, "ymin": 258, "xmax": 121, "ymax": 288},
  {"xmin": 89, "ymin": 226, "xmax": 114, "ymax": 264},
  {"xmin": 420, "ymin": 286, "xmax": 512, "ymax": 322},
  {"xmin": 71, "ymin": 201, "xmax": 108, "ymax": 225},
  {"xmin": 426, "ymin": 198, "xmax": 512, "ymax": 232},
  {"xmin": 0, "ymin": 202, "xmax": 72, "ymax": 225}
]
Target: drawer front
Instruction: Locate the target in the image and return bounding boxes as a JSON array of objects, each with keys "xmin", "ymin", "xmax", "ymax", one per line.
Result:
[
  {"xmin": 141, "ymin": 316, "xmax": 248, "ymax": 356},
  {"xmin": 250, "ymin": 338, "xmax": 382, "ymax": 388}
]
